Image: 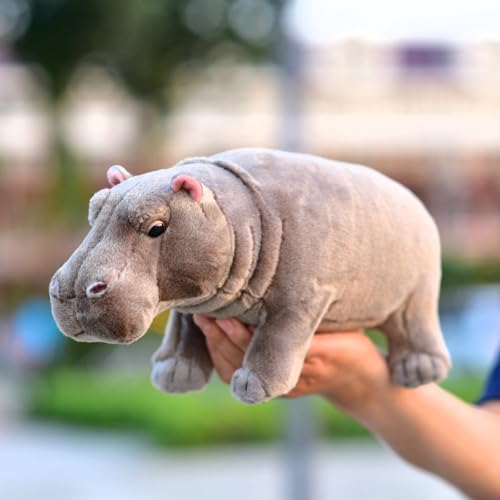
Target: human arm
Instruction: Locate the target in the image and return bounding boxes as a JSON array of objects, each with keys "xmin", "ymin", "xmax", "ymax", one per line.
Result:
[{"xmin": 193, "ymin": 315, "xmax": 500, "ymax": 500}]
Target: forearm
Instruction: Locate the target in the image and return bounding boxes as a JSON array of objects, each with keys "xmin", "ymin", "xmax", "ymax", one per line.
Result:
[{"xmin": 340, "ymin": 384, "xmax": 500, "ymax": 499}]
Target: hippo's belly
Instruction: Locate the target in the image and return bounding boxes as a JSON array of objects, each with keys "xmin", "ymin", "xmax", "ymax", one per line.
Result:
[{"xmin": 317, "ymin": 285, "xmax": 403, "ymax": 332}]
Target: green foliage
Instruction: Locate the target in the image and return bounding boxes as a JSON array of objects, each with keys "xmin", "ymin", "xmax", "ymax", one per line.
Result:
[
  {"xmin": 440, "ymin": 374, "xmax": 486, "ymax": 403},
  {"xmin": 14, "ymin": 0, "xmax": 284, "ymax": 104},
  {"xmin": 365, "ymin": 329, "xmax": 388, "ymax": 350},
  {"xmin": 441, "ymin": 257, "xmax": 500, "ymax": 290},
  {"xmin": 28, "ymin": 367, "xmax": 486, "ymax": 447},
  {"xmin": 44, "ymin": 144, "xmax": 93, "ymax": 225}
]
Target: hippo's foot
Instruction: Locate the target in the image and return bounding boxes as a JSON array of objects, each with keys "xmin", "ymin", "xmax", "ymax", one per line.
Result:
[
  {"xmin": 151, "ymin": 356, "xmax": 210, "ymax": 393},
  {"xmin": 231, "ymin": 367, "xmax": 275, "ymax": 404},
  {"xmin": 390, "ymin": 351, "xmax": 449, "ymax": 388}
]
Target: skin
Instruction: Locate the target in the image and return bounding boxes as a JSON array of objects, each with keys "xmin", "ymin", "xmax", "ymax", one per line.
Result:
[{"xmin": 193, "ymin": 314, "xmax": 500, "ymax": 500}]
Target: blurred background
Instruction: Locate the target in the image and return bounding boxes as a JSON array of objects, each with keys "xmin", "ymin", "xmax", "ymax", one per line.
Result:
[{"xmin": 1, "ymin": 1, "xmax": 500, "ymax": 499}]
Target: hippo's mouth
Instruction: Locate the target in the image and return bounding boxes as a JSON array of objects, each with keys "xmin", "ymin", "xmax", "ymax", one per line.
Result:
[{"xmin": 65, "ymin": 325, "xmax": 147, "ymax": 344}]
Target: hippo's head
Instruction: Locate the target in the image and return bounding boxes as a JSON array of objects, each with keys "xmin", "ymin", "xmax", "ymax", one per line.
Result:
[{"xmin": 49, "ymin": 165, "xmax": 232, "ymax": 344}]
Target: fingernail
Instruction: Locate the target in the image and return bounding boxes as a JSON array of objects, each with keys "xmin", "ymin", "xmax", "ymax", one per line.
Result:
[{"xmin": 216, "ymin": 318, "xmax": 234, "ymax": 335}]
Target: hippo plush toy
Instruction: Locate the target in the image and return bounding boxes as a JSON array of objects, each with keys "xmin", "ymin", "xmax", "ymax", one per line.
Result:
[{"xmin": 49, "ymin": 148, "xmax": 451, "ymax": 404}]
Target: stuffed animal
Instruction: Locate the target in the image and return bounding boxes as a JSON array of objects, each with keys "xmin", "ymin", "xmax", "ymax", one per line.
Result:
[{"xmin": 49, "ymin": 148, "xmax": 451, "ymax": 404}]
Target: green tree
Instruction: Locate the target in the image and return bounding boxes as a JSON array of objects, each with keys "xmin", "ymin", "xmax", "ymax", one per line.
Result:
[{"xmin": 14, "ymin": 0, "xmax": 284, "ymax": 105}]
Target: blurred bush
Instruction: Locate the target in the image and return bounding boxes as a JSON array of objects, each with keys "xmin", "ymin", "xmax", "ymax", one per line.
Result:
[
  {"xmin": 27, "ymin": 366, "xmax": 485, "ymax": 447},
  {"xmin": 29, "ymin": 368, "xmax": 284, "ymax": 447}
]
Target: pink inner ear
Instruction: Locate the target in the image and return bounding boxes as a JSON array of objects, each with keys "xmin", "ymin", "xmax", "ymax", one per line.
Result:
[
  {"xmin": 106, "ymin": 166, "xmax": 126, "ymax": 187},
  {"xmin": 171, "ymin": 175, "xmax": 203, "ymax": 202}
]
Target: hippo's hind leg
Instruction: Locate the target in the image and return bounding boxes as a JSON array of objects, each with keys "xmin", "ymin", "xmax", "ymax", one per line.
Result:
[
  {"xmin": 151, "ymin": 310, "xmax": 213, "ymax": 393},
  {"xmin": 381, "ymin": 280, "xmax": 451, "ymax": 388}
]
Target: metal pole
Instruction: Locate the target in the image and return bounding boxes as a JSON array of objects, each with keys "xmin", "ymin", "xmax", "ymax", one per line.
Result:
[{"xmin": 278, "ymin": 22, "xmax": 315, "ymax": 500}]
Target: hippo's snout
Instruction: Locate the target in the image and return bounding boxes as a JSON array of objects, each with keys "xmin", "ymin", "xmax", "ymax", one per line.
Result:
[
  {"xmin": 50, "ymin": 272, "xmax": 109, "ymax": 300},
  {"xmin": 48, "ymin": 274, "xmax": 61, "ymax": 300},
  {"xmin": 49, "ymin": 264, "xmax": 158, "ymax": 345},
  {"xmin": 49, "ymin": 268, "xmax": 110, "ymax": 337},
  {"xmin": 49, "ymin": 271, "xmax": 84, "ymax": 338}
]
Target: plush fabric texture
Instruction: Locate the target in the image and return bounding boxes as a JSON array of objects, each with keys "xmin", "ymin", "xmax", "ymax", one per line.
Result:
[{"xmin": 49, "ymin": 148, "xmax": 451, "ymax": 404}]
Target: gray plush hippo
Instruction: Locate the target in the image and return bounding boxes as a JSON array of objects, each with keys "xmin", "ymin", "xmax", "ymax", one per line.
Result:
[{"xmin": 49, "ymin": 148, "xmax": 451, "ymax": 404}]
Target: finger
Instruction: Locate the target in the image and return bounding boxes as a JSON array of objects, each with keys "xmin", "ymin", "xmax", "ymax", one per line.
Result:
[
  {"xmin": 205, "ymin": 325, "xmax": 244, "ymax": 364},
  {"xmin": 195, "ymin": 316, "xmax": 246, "ymax": 351},
  {"xmin": 195, "ymin": 315, "xmax": 253, "ymax": 353},
  {"xmin": 283, "ymin": 380, "xmax": 311, "ymax": 399},
  {"xmin": 206, "ymin": 343, "xmax": 239, "ymax": 384},
  {"xmin": 193, "ymin": 316, "xmax": 220, "ymax": 342},
  {"xmin": 215, "ymin": 318, "xmax": 253, "ymax": 351},
  {"xmin": 283, "ymin": 350, "xmax": 330, "ymax": 399},
  {"xmin": 193, "ymin": 315, "xmax": 249, "ymax": 385},
  {"xmin": 284, "ymin": 374, "xmax": 318, "ymax": 399},
  {"xmin": 194, "ymin": 316, "xmax": 245, "ymax": 372},
  {"xmin": 193, "ymin": 315, "xmax": 230, "ymax": 346},
  {"xmin": 193, "ymin": 314, "xmax": 212, "ymax": 332}
]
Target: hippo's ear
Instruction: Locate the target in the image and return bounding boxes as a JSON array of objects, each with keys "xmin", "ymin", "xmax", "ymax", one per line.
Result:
[
  {"xmin": 171, "ymin": 175, "xmax": 203, "ymax": 203},
  {"xmin": 106, "ymin": 165, "xmax": 133, "ymax": 187}
]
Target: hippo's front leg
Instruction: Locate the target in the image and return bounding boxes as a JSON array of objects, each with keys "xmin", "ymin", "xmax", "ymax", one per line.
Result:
[
  {"xmin": 231, "ymin": 294, "xmax": 335, "ymax": 404},
  {"xmin": 151, "ymin": 310, "xmax": 213, "ymax": 393}
]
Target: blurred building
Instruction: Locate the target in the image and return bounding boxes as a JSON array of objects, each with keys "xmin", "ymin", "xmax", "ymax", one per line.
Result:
[
  {"xmin": 164, "ymin": 40, "xmax": 500, "ymax": 259},
  {"xmin": 1, "ymin": 39, "xmax": 500, "ymax": 292}
]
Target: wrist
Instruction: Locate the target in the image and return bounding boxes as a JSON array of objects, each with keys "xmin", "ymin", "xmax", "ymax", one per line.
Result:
[
  {"xmin": 323, "ymin": 381, "xmax": 405, "ymax": 431},
  {"xmin": 360, "ymin": 385, "xmax": 407, "ymax": 432},
  {"xmin": 356, "ymin": 384, "xmax": 437, "ymax": 436}
]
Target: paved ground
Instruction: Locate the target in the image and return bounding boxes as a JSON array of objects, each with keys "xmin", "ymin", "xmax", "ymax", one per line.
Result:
[{"xmin": 0, "ymin": 422, "xmax": 464, "ymax": 500}]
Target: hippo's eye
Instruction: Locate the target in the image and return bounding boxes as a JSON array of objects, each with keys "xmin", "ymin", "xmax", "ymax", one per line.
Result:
[{"xmin": 147, "ymin": 221, "xmax": 166, "ymax": 238}]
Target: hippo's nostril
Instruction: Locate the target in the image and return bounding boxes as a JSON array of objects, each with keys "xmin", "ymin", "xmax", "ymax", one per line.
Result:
[{"xmin": 86, "ymin": 281, "xmax": 108, "ymax": 298}]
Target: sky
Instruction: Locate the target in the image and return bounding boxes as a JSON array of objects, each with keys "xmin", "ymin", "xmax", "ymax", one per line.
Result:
[{"xmin": 285, "ymin": 0, "xmax": 500, "ymax": 45}]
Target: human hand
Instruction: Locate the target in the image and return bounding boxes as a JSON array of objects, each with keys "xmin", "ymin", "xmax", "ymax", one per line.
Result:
[
  {"xmin": 194, "ymin": 317, "xmax": 500, "ymax": 500},
  {"xmin": 193, "ymin": 315, "xmax": 393, "ymax": 420}
]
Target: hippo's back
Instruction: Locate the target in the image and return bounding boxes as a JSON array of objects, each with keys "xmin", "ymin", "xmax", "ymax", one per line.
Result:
[{"xmin": 210, "ymin": 148, "xmax": 441, "ymax": 329}]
